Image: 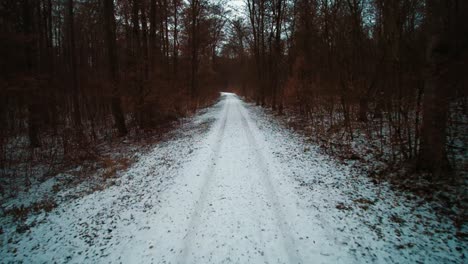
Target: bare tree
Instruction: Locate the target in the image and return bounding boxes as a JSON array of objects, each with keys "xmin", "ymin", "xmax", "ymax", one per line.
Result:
[
  {"xmin": 418, "ymin": 0, "xmax": 467, "ymax": 177},
  {"xmin": 103, "ymin": 0, "xmax": 127, "ymax": 136}
]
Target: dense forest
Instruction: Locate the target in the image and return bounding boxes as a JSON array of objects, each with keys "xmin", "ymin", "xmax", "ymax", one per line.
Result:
[
  {"xmin": 1, "ymin": 1, "xmax": 467, "ymax": 262},
  {"xmin": 1, "ymin": 0, "xmax": 467, "ymax": 188}
]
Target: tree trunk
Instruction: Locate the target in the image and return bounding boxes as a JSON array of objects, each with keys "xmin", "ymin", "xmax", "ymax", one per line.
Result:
[
  {"xmin": 141, "ymin": 3, "xmax": 149, "ymax": 79},
  {"xmin": 173, "ymin": 0, "xmax": 179, "ymax": 77},
  {"xmin": 190, "ymin": 0, "xmax": 200, "ymax": 106},
  {"xmin": 23, "ymin": 0, "xmax": 41, "ymax": 147},
  {"xmin": 149, "ymin": 0, "xmax": 157, "ymax": 69},
  {"xmin": 131, "ymin": 0, "xmax": 141, "ymax": 58},
  {"xmin": 358, "ymin": 97, "xmax": 368, "ymax": 122},
  {"xmin": 67, "ymin": 0, "xmax": 82, "ymax": 129},
  {"xmin": 418, "ymin": 0, "xmax": 453, "ymax": 176},
  {"xmin": 103, "ymin": 0, "xmax": 127, "ymax": 136}
]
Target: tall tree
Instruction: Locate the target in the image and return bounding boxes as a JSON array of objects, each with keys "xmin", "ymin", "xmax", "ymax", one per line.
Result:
[
  {"xmin": 173, "ymin": 0, "xmax": 180, "ymax": 77},
  {"xmin": 189, "ymin": 0, "xmax": 201, "ymax": 106},
  {"xmin": 67, "ymin": 0, "xmax": 82, "ymax": 129},
  {"xmin": 418, "ymin": 0, "xmax": 467, "ymax": 177},
  {"xmin": 149, "ymin": 0, "xmax": 158, "ymax": 69},
  {"xmin": 23, "ymin": 0, "xmax": 41, "ymax": 147},
  {"xmin": 103, "ymin": 0, "xmax": 128, "ymax": 136}
]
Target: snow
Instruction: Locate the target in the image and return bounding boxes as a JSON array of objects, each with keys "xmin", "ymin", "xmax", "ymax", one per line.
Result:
[{"xmin": 1, "ymin": 93, "xmax": 466, "ymax": 263}]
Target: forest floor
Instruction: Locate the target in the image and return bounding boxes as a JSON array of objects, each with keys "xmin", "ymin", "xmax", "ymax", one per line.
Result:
[{"xmin": 1, "ymin": 93, "xmax": 467, "ymax": 263}]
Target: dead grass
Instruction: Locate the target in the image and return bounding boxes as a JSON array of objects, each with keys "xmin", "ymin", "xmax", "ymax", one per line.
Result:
[
  {"xmin": 4, "ymin": 199, "xmax": 57, "ymax": 221},
  {"xmin": 101, "ymin": 157, "xmax": 132, "ymax": 179}
]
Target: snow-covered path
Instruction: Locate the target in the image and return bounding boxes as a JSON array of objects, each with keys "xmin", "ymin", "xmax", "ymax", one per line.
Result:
[
  {"xmin": 118, "ymin": 93, "xmax": 342, "ymax": 263},
  {"xmin": 2, "ymin": 93, "xmax": 465, "ymax": 263}
]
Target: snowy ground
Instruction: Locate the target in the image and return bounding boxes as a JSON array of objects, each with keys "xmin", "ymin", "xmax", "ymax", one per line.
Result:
[{"xmin": 1, "ymin": 93, "xmax": 466, "ymax": 263}]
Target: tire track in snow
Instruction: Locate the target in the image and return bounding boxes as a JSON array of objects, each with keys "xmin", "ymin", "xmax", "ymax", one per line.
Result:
[
  {"xmin": 179, "ymin": 99, "xmax": 231, "ymax": 262},
  {"xmin": 235, "ymin": 101, "xmax": 303, "ymax": 264}
]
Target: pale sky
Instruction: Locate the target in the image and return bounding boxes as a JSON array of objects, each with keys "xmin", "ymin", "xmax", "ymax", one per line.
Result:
[{"xmin": 226, "ymin": 0, "xmax": 246, "ymax": 18}]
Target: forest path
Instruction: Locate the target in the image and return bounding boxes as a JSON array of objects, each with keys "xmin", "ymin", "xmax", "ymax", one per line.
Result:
[
  {"xmin": 116, "ymin": 93, "xmax": 336, "ymax": 263},
  {"xmin": 4, "ymin": 93, "xmax": 463, "ymax": 264}
]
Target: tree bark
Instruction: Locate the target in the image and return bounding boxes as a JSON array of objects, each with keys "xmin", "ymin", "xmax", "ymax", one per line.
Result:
[
  {"xmin": 173, "ymin": 0, "xmax": 179, "ymax": 77},
  {"xmin": 23, "ymin": 0, "xmax": 41, "ymax": 147},
  {"xmin": 103, "ymin": 0, "xmax": 127, "ymax": 136},
  {"xmin": 149, "ymin": 0, "xmax": 158, "ymax": 69},
  {"xmin": 67, "ymin": 0, "xmax": 82, "ymax": 129},
  {"xmin": 190, "ymin": 0, "xmax": 200, "ymax": 106},
  {"xmin": 418, "ymin": 0, "xmax": 453, "ymax": 176}
]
